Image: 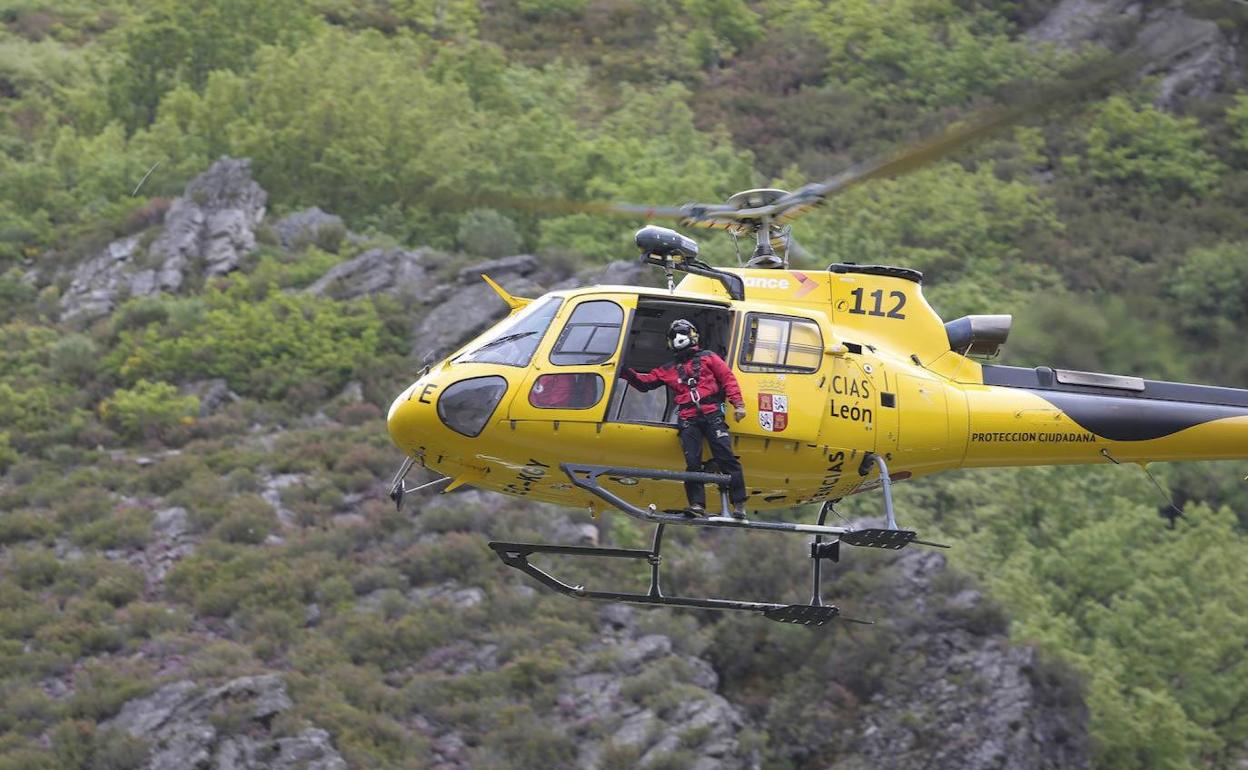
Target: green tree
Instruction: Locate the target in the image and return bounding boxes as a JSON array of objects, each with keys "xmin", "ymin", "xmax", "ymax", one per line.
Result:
[
  {"xmin": 107, "ymin": 0, "xmax": 316, "ymax": 131},
  {"xmin": 1084, "ymin": 96, "xmax": 1223, "ymax": 198}
]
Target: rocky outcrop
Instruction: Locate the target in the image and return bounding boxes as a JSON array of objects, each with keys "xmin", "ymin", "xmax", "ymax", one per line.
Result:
[
  {"xmin": 57, "ymin": 235, "xmax": 146, "ymax": 321},
  {"xmin": 306, "ymin": 246, "xmax": 438, "ymax": 301},
  {"xmin": 411, "ymin": 254, "xmax": 549, "ymax": 360},
  {"xmin": 61, "ymin": 158, "xmax": 267, "ymax": 322},
  {"xmin": 105, "ymin": 675, "xmax": 346, "ymax": 770},
  {"xmin": 401, "ymin": 599, "xmax": 758, "ymax": 770},
  {"xmin": 563, "ymin": 612, "xmax": 757, "ymax": 770},
  {"xmin": 1027, "ymin": 0, "xmax": 1138, "ymax": 45},
  {"xmin": 823, "ymin": 549, "xmax": 1089, "ymax": 770},
  {"xmin": 1143, "ymin": 9, "xmax": 1238, "ymax": 108},
  {"xmin": 1028, "ymin": 0, "xmax": 1237, "ymax": 109},
  {"xmin": 274, "ymin": 207, "xmax": 345, "ymax": 252}
]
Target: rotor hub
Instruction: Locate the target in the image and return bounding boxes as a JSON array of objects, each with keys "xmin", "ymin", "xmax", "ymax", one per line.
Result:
[{"xmin": 726, "ymin": 188, "xmax": 790, "ymax": 211}]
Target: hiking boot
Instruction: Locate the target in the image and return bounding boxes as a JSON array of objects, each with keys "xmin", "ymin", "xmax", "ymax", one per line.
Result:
[
  {"xmin": 730, "ymin": 502, "xmax": 747, "ymax": 520},
  {"xmin": 685, "ymin": 504, "xmax": 706, "ymax": 518}
]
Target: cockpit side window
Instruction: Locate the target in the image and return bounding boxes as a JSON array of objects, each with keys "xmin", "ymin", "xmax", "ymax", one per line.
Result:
[
  {"xmin": 456, "ymin": 296, "xmax": 563, "ymax": 367},
  {"xmin": 550, "ymin": 300, "xmax": 624, "ymax": 366},
  {"xmin": 740, "ymin": 313, "xmax": 823, "ymax": 373}
]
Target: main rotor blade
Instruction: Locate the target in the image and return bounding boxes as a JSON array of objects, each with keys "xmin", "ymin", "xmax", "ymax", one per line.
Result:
[
  {"xmin": 428, "ymin": 190, "xmax": 691, "ymax": 220},
  {"xmin": 770, "ymin": 29, "xmax": 1211, "ymax": 226}
]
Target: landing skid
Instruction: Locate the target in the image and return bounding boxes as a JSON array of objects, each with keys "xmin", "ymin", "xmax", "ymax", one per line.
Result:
[
  {"xmin": 488, "ymin": 455, "xmax": 948, "ymax": 625},
  {"xmin": 489, "ymin": 526, "xmax": 864, "ymax": 626}
]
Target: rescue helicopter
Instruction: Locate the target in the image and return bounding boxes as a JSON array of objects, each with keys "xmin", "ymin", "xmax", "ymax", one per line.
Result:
[{"xmin": 384, "ymin": 35, "xmax": 1248, "ymax": 626}]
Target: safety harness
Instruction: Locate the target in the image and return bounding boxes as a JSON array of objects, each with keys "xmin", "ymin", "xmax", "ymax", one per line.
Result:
[{"xmin": 680, "ymin": 350, "xmax": 723, "ymax": 410}]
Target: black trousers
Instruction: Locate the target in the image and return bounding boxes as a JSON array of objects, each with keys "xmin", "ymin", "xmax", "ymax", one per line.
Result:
[{"xmin": 678, "ymin": 411, "xmax": 747, "ymax": 507}]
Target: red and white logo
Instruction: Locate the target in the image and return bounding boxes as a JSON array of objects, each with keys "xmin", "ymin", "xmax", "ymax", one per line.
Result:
[{"xmin": 758, "ymin": 393, "xmax": 788, "ymax": 432}]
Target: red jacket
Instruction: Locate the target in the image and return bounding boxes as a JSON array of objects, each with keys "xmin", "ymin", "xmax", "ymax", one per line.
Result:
[{"xmin": 624, "ymin": 348, "xmax": 744, "ymax": 419}]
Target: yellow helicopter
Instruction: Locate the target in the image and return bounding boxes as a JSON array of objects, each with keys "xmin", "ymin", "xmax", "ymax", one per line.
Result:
[{"xmin": 384, "ymin": 38, "xmax": 1248, "ymax": 626}]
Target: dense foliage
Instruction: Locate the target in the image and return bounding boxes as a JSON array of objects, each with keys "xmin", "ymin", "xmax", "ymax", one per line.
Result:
[{"xmin": 2, "ymin": 1, "xmax": 1248, "ymax": 768}]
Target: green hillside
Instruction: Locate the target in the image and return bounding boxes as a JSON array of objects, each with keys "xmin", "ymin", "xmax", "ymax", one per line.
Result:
[{"xmin": 2, "ymin": 1, "xmax": 1248, "ymax": 768}]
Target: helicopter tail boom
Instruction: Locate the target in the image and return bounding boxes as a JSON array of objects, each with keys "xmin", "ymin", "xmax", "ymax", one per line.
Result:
[{"xmin": 961, "ymin": 365, "xmax": 1248, "ymax": 467}]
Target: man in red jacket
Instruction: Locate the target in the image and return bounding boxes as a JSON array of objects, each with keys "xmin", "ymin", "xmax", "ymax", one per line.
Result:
[{"xmin": 623, "ymin": 319, "xmax": 749, "ymax": 518}]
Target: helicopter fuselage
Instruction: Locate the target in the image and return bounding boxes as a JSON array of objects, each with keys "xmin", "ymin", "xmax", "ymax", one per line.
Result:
[{"xmin": 386, "ymin": 265, "xmax": 1248, "ymax": 515}]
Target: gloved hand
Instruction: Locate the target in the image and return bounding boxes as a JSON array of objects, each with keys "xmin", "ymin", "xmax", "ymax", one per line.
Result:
[{"xmin": 733, "ymin": 404, "xmax": 746, "ymax": 422}]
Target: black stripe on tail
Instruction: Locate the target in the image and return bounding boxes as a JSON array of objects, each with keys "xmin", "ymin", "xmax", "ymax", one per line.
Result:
[{"xmin": 983, "ymin": 365, "xmax": 1248, "ymax": 441}]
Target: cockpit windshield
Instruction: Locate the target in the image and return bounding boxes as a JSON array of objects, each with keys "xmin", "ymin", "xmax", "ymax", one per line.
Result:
[{"xmin": 456, "ymin": 296, "xmax": 563, "ymax": 367}]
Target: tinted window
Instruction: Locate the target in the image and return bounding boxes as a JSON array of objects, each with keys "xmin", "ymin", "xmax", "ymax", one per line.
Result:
[
  {"xmin": 457, "ymin": 297, "xmax": 562, "ymax": 367},
  {"xmin": 741, "ymin": 314, "xmax": 823, "ymax": 372},
  {"xmin": 528, "ymin": 373, "xmax": 605, "ymax": 409},
  {"xmin": 550, "ymin": 301, "xmax": 624, "ymax": 366},
  {"xmin": 437, "ymin": 377, "xmax": 508, "ymax": 437}
]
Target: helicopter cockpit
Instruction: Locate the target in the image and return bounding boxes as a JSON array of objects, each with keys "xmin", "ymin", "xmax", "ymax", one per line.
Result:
[{"xmin": 453, "ymin": 295, "xmax": 563, "ymax": 368}]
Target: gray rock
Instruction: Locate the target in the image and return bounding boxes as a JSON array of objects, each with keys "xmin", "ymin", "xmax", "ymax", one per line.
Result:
[
  {"xmin": 275, "ymin": 207, "xmax": 345, "ymax": 251},
  {"xmin": 557, "ymin": 617, "xmax": 757, "ymax": 770},
  {"xmin": 600, "ymin": 603, "xmax": 636, "ymax": 631},
  {"xmin": 181, "ymin": 378, "xmax": 239, "ymax": 417},
  {"xmin": 550, "ymin": 258, "xmax": 655, "ymax": 291},
  {"xmin": 151, "ymin": 157, "xmax": 265, "ymax": 279},
  {"xmin": 60, "ymin": 158, "xmax": 266, "ymax": 322},
  {"xmin": 271, "ymin": 728, "xmax": 349, "ymax": 770},
  {"xmin": 261, "ymin": 473, "xmax": 304, "ymax": 528},
  {"xmin": 612, "ymin": 709, "xmax": 655, "ymax": 749},
  {"xmin": 306, "ymin": 246, "xmax": 434, "ymax": 301},
  {"xmin": 154, "ymin": 508, "xmax": 189, "ymax": 539},
  {"xmin": 614, "ymin": 634, "xmax": 673, "ymax": 669},
  {"xmin": 106, "ymin": 675, "xmax": 345, "ymax": 770},
  {"xmin": 1027, "ymin": 0, "xmax": 1237, "ymax": 111},
  {"xmin": 819, "ymin": 547, "xmax": 1089, "ymax": 770},
  {"xmin": 454, "ymin": 253, "xmax": 539, "ymax": 284},
  {"xmin": 410, "ymin": 276, "xmax": 542, "ymax": 361},
  {"xmin": 59, "ymin": 235, "xmax": 143, "ymax": 321},
  {"xmin": 1027, "ymin": 0, "xmax": 1138, "ymax": 45},
  {"xmin": 1143, "ymin": 10, "xmax": 1237, "ymax": 109},
  {"xmin": 408, "ymin": 582, "xmax": 486, "ymax": 608}
]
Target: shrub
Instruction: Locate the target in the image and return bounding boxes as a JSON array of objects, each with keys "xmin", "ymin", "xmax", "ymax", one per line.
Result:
[
  {"xmin": 399, "ymin": 532, "xmax": 492, "ymax": 585},
  {"xmin": 0, "ymin": 685, "xmax": 56, "ymax": 735},
  {"xmin": 477, "ymin": 705, "xmax": 578, "ymax": 769},
  {"xmin": 1085, "ymin": 95, "xmax": 1223, "ymax": 198},
  {"xmin": 98, "ymin": 380, "xmax": 198, "ymax": 443},
  {"xmin": 71, "ymin": 509, "xmax": 153, "ymax": 550},
  {"xmin": 0, "ymin": 432, "xmax": 18, "ymax": 474},
  {"xmin": 105, "ymin": 279, "xmax": 384, "ymax": 401},
  {"xmin": 90, "ymin": 566, "xmax": 145, "ymax": 608},
  {"xmin": 54, "ymin": 487, "xmax": 112, "ymax": 530},
  {"xmin": 125, "ymin": 602, "xmax": 190, "ymax": 638},
  {"xmin": 141, "ymin": 452, "xmax": 203, "ymax": 495},
  {"xmin": 11, "ymin": 548, "xmax": 60, "ymax": 589},
  {"xmin": 210, "ymin": 495, "xmax": 276, "ymax": 544},
  {"xmin": 67, "ymin": 658, "xmax": 158, "ymax": 718},
  {"xmin": 457, "ymin": 208, "xmax": 521, "ymax": 259},
  {"xmin": 0, "ymin": 510, "xmax": 55, "ymax": 545},
  {"xmin": 335, "ymin": 401, "xmax": 382, "ymax": 426},
  {"xmin": 47, "ymin": 334, "xmax": 99, "ymax": 386},
  {"xmin": 51, "ymin": 721, "xmax": 150, "ymax": 770}
]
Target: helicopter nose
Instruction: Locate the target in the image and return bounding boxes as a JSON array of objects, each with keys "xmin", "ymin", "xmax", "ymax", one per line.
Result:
[
  {"xmin": 387, "ymin": 374, "xmax": 511, "ymax": 453},
  {"xmin": 387, "ymin": 380, "xmax": 437, "ymax": 454}
]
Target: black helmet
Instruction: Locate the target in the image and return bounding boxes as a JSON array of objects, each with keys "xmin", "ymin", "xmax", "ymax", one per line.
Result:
[{"xmin": 667, "ymin": 319, "xmax": 699, "ymax": 351}]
